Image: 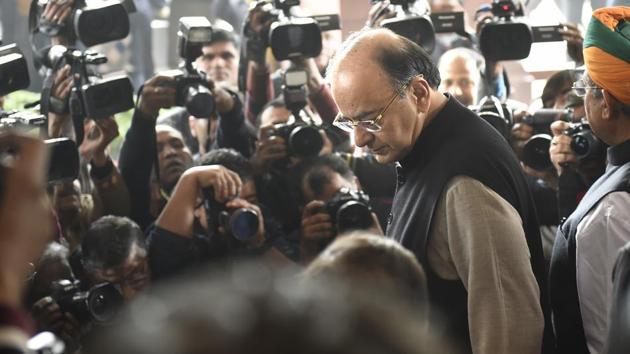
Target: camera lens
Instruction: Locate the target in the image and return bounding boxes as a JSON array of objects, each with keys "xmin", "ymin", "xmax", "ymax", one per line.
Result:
[
  {"xmin": 289, "ymin": 125, "xmax": 323, "ymax": 157},
  {"xmin": 87, "ymin": 283, "xmax": 124, "ymax": 324},
  {"xmin": 229, "ymin": 208, "xmax": 260, "ymax": 241},
  {"xmin": 522, "ymin": 134, "xmax": 552, "ymax": 171},
  {"xmin": 336, "ymin": 201, "xmax": 373, "ymax": 234},
  {"xmin": 571, "ymin": 131, "xmax": 595, "ymax": 158},
  {"xmin": 185, "ymin": 84, "xmax": 215, "ymax": 118}
]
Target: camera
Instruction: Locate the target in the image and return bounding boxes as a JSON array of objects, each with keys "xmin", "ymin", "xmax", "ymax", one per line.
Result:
[
  {"xmin": 50, "ymin": 279, "xmax": 124, "ymax": 325},
  {"xmin": 272, "ymin": 121, "xmax": 324, "ymax": 158},
  {"xmin": 521, "ymin": 109, "xmax": 573, "ymax": 171},
  {"xmin": 268, "ymin": 0, "xmax": 323, "ymax": 61},
  {"xmin": 41, "ymin": 45, "xmax": 135, "ymax": 120},
  {"xmin": 160, "ymin": 17, "xmax": 215, "ymax": 118},
  {"xmin": 477, "ymin": 1, "xmax": 532, "ymax": 61},
  {"xmin": 370, "ymin": 0, "xmax": 467, "ymax": 53},
  {"xmin": 477, "ymin": 0, "xmax": 566, "ymax": 61},
  {"xmin": 33, "ymin": 0, "xmax": 131, "ymax": 47},
  {"xmin": 0, "ymin": 44, "xmax": 30, "ymax": 96},
  {"xmin": 471, "ymin": 95, "xmax": 513, "ymax": 140},
  {"xmin": 325, "ymin": 187, "xmax": 373, "ymax": 234},
  {"xmin": 566, "ymin": 121, "xmax": 606, "ymax": 160},
  {"xmin": 202, "ymin": 188, "xmax": 261, "ymax": 242}
]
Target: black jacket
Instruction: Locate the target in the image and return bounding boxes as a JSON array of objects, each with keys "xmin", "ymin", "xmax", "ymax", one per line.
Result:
[{"xmin": 387, "ymin": 95, "xmax": 553, "ymax": 354}]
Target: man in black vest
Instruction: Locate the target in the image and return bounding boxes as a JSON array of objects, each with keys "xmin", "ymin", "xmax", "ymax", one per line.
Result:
[
  {"xmin": 549, "ymin": 7, "xmax": 630, "ymax": 354},
  {"xmin": 327, "ymin": 28, "xmax": 552, "ymax": 354}
]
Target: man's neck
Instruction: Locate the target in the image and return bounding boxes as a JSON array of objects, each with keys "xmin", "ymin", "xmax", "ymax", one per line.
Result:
[
  {"xmin": 607, "ymin": 117, "xmax": 630, "ymax": 146},
  {"xmin": 422, "ymin": 91, "xmax": 448, "ymax": 130}
]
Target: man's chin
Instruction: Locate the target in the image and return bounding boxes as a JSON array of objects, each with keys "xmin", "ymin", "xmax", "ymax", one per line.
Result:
[{"xmin": 373, "ymin": 152, "xmax": 396, "ymax": 164}]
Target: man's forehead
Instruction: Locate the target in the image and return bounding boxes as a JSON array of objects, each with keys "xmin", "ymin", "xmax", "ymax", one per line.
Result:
[
  {"xmin": 202, "ymin": 41, "xmax": 237, "ymax": 54},
  {"xmin": 156, "ymin": 128, "xmax": 184, "ymax": 143}
]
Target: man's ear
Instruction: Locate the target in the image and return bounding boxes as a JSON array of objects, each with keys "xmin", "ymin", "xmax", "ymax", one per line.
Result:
[
  {"xmin": 410, "ymin": 77, "xmax": 431, "ymax": 113},
  {"xmin": 602, "ymin": 90, "xmax": 618, "ymax": 121}
]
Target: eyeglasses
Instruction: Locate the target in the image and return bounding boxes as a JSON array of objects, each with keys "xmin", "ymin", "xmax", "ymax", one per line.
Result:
[
  {"xmin": 333, "ymin": 75, "xmax": 420, "ymax": 133},
  {"xmin": 572, "ymin": 79, "xmax": 602, "ymax": 97}
]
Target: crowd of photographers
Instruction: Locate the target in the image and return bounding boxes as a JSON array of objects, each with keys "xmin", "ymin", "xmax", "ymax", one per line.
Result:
[{"xmin": 0, "ymin": 0, "xmax": 629, "ymax": 353}]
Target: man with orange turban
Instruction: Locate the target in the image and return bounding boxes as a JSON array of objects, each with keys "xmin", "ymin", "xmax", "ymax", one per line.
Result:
[{"xmin": 549, "ymin": 6, "xmax": 630, "ymax": 354}]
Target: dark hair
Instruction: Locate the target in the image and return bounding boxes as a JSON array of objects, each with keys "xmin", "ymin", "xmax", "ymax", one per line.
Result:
[
  {"xmin": 81, "ymin": 216, "xmax": 145, "ymax": 271},
  {"xmin": 292, "ymin": 154, "xmax": 355, "ymax": 204},
  {"xmin": 198, "ymin": 148, "xmax": 253, "ymax": 182},
  {"xmin": 208, "ymin": 27, "xmax": 241, "ymax": 49},
  {"xmin": 541, "ymin": 70, "xmax": 577, "ymax": 108},
  {"xmin": 256, "ymin": 95, "xmax": 287, "ymax": 129},
  {"xmin": 328, "ymin": 28, "xmax": 440, "ymax": 91}
]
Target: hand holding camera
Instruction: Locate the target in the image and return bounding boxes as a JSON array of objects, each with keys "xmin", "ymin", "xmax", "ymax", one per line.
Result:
[
  {"xmin": 550, "ymin": 120, "xmax": 579, "ymax": 176},
  {"xmin": 137, "ymin": 75, "xmax": 177, "ymax": 119},
  {"xmin": 78, "ymin": 117, "xmax": 118, "ymax": 166},
  {"xmin": 243, "ymin": 1, "xmax": 276, "ymax": 64},
  {"xmin": 251, "ymin": 125, "xmax": 288, "ymax": 175},
  {"xmin": 300, "ymin": 200, "xmax": 334, "ymax": 263},
  {"xmin": 31, "ymin": 296, "xmax": 82, "ymax": 349},
  {"xmin": 48, "ymin": 64, "xmax": 74, "ymax": 138}
]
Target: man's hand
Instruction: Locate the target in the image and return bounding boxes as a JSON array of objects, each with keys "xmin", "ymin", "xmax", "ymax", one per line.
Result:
[
  {"xmin": 31, "ymin": 297, "xmax": 82, "ymax": 348},
  {"xmin": 189, "ymin": 165, "xmax": 243, "ymax": 202},
  {"xmin": 0, "ymin": 133, "xmax": 53, "ymax": 307},
  {"xmin": 243, "ymin": 1, "xmax": 276, "ymax": 63},
  {"xmin": 291, "ymin": 58, "xmax": 326, "ymax": 93},
  {"xmin": 79, "ymin": 117, "xmax": 119, "ymax": 166},
  {"xmin": 560, "ymin": 23, "xmax": 584, "ymax": 65},
  {"xmin": 225, "ymin": 198, "xmax": 266, "ymax": 248},
  {"xmin": 550, "ymin": 120, "xmax": 578, "ymax": 176},
  {"xmin": 48, "ymin": 65, "xmax": 74, "ymax": 138},
  {"xmin": 213, "ymin": 85, "xmax": 236, "ymax": 114},
  {"xmin": 300, "ymin": 200, "xmax": 334, "ymax": 263},
  {"xmin": 41, "ymin": 0, "xmax": 75, "ymax": 45},
  {"xmin": 137, "ymin": 75, "xmax": 176, "ymax": 119},
  {"xmin": 251, "ymin": 125, "xmax": 287, "ymax": 175}
]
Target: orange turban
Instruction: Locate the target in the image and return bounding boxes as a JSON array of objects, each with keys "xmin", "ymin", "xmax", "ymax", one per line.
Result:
[{"xmin": 583, "ymin": 6, "xmax": 630, "ymax": 104}]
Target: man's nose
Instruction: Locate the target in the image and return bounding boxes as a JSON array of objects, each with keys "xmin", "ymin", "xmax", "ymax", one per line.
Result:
[{"xmin": 353, "ymin": 127, "xmax": 374, "ymax": 148}]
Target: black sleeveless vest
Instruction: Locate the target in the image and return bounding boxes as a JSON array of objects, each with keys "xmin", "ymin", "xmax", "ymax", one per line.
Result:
[
  {"xmin": 549, "ymin": 139, "xmax": 630, "ymax": 354},
  {"xmin": 386, "ymin": 95, "xmax": 553, "ymax": 354}
]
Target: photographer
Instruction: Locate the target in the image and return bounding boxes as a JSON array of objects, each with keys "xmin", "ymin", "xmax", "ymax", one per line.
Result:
[
  {"xmin": 149, "ymin": 158, "xmax": 265, "ymax": 279},
  {"xmin": 293, "ymin": 154, "xmax": 382, "ymax": 264},
  {"xmin": 120, "ymin": 66, "xmax": 253, "ymax": 230},
  {"xmin": 242, "ymin": 1, "xmax": 341, "ymax": 129},
  {"xmin": 81, "ymin": 216, "xmax": 150, "ymax": 302},
  {"xmin": 41, "ymin": 63, "xmax": 131, "ymax": 250},
  {"xmin": 27, "ymin": 243, "xmax": 82, "ymax": 352},
  {"xmin": 158, "ymin": 23, "xmax": 255, "ymax": 157}
]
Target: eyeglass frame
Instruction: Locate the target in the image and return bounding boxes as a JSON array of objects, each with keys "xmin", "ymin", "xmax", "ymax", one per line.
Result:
[
  {"xmin": 332, "ymin": 74, "xmax": 422, "ymax": 133},
  {"xmin": 572, "ymin": 78, "xmax": 602, "ymax": 98}
]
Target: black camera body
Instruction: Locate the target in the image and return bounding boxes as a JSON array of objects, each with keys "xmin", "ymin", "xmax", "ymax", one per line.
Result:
[
  {"xmin": 202, "ymin": 188, "xmax": 261, "ymax": 242},
  {"xmin": 381, "ymin": 12, "xmax": 436, "ymax": 53},
  {"xmin": 477, "ymin": 1, "xmax": 532, "ymax": 61},
  {"xmin": 270, "ymin": 17, "xmax": 323, "ymax": 60},
  {"xmin": 272, "ymin": 121, "xmax": 323, "ymax": 158},
  {"xmin": 566, "ymin": 121, "xmax": 606, "ymax": 160},
  {"xmin": 326, "ymin": 188, "xmax": 373, "ymax": 234},
  {"xmin": 521, "ymin": 109, "xmax": 573, "ymax": 171},
  {"xmin": 42, "ymin": 46, "xmax": 135, "ymax": 120},
  {"xmin": 162, "ymin": 17, "xmax": 216, "ymax": 118},
  {"xmin": 0, "ymin": 44, "xmax": 30, "ymax": 96},
  {"xmin": 50, "ymin": 279, "xmax": 124, "ymax": 325},
  {"xmin": 161, "ymin": 69, "xmax": 215, "ymax": 118},
  {"xmin": 266, "ymin": 0, "xmax": 323, "ymax": 61},
  {"xmin": 35, "ymin": 0, "xmax": 130, "ymax": 47}
]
